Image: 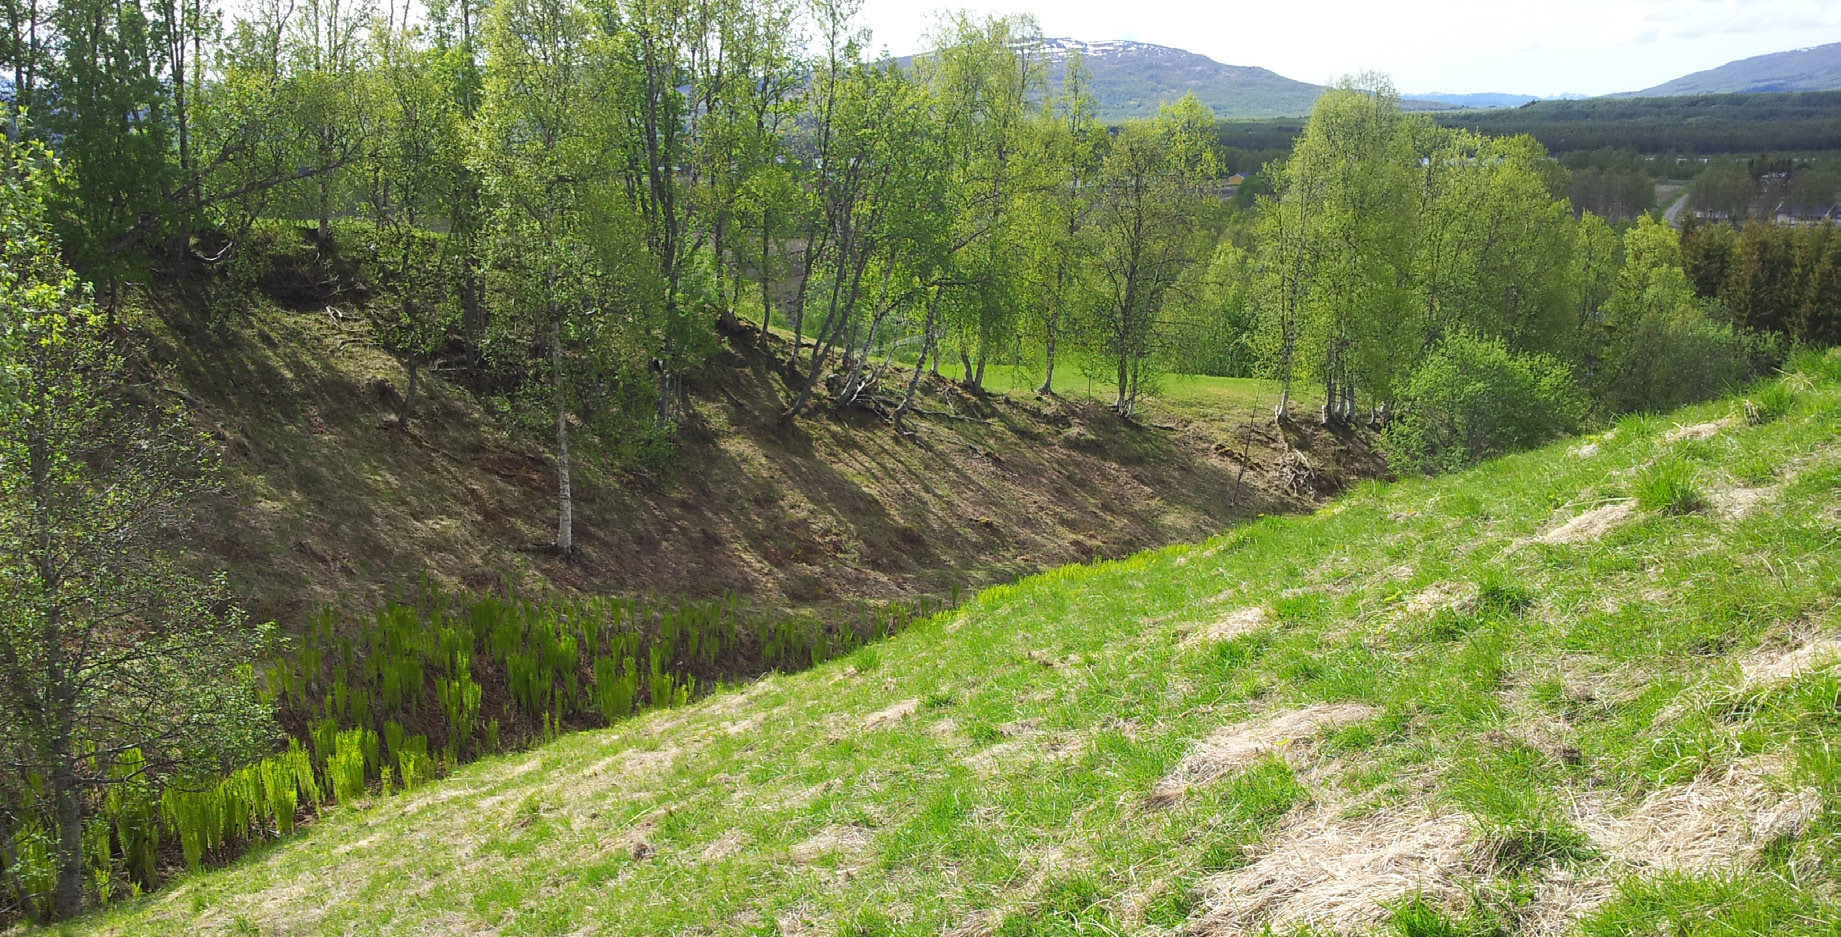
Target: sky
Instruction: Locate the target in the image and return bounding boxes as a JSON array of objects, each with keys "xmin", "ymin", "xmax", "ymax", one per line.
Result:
[{"xmin": 854, "ymin": 0, "xmax": 1841, "ymax": 97}]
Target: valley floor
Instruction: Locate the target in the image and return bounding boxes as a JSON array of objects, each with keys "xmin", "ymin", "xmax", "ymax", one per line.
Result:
[{"xmin": 62, "ymin": 354, "xmax": 1841, "ymax": 935}]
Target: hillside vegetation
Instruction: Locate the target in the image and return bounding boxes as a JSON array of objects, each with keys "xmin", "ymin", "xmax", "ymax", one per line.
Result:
[
  {"xmin": 0, "ymin": 0, "xmax": 1828, "ymax": 923},
  {"xmin": 1438, "ymin": 91, "xmax": 1841, "ymax": 155},
  {"xmin": 152, "ymin": 262, "xmax": 1360, "ymax": 621},
  {"xmin": 63, "ymin": 353, "xmax": 1841, "ymax": 937}
]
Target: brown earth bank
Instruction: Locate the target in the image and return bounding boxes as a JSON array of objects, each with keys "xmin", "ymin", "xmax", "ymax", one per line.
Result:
[{"xmin": 141, "ymin": 282, "xmax": 1382, "ymax": 628}]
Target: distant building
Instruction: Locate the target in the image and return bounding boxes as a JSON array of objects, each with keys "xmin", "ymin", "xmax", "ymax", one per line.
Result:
[
  {"xmin": 1773, "ymin": 201, "xmax": 1839, "ymax": 226},
  {"xmin": 1226, "ymin": 173, "xmax": 1249, "ymax": 186}
]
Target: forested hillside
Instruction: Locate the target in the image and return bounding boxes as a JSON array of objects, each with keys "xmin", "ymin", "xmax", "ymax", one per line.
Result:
[
  {"xmin": 2, "ymin": 0, "xmax": 1837, "ymax": 927},
  {"xmin": 1438, "ymin": 91, "xmax": 1841, "ymax": 154}
]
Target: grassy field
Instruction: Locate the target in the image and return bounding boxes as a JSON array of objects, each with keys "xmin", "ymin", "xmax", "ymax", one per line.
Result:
[
  {"xmin": 757, "ymin": 317, "xmax": 1314, "ymax": 421},
  {"xmin": 976, "ymin": 362, "xmax": 1317, "ymax": 424},
  {"xmin": 56, "ymin": 354, "xmax": 1841, "ymax": 936}
]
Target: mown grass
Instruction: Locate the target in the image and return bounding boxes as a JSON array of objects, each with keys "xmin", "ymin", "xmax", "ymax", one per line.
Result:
[{"xmin": 56, "ymin": 354, "xmax": 1841, "ymax": 937}]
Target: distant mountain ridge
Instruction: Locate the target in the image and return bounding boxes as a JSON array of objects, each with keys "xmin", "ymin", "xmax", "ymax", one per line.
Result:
[
  {"xmin": 1407, "ymin": 92, "xmax": 1589, "ymax": 109},
  {"xmin": 1032, "ymin": 38, "xmax": 1325, "ymax": 120},
  {"xmin": 1630, "ymin": 41, "xmax": 1841, "ymax": 96},
  {"xmin": 899, "ymin": 38, "xmax": 1454, "ymax": 121}
]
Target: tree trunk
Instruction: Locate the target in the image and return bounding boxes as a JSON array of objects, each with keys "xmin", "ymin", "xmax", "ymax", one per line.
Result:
[
  {"xmin": 1274, "ymin": 328, "xmax": 1295, "ymax": 421},
  {"xmin": 399, "ymin": 356, "xmax": 419, "ymax": 431},
  {"xmin": 896, "ymin": 292, "xmax": 940, "ymax": 429},
  {"xmin": 1115, "ymin": 355, "xmax": 1131, "ymax": 417},
  {"xmin": 318, "ymin": 167, "xmax": 332, "ymax": 245},
  {"xmin": 552, "ymin": 323, "xmax": 573, "ymax": 556},
  {"xmin": 51, "ymin": 752, "xmax": 82, "ymax": 918},
  {"xmin": 758, "ymin": 212, "xmax": 773, "ymax": 347},
  {"xmin": 460, "ymin": 271, "xmax": 487, "ymax": 339},
  {"xmin": 1038, "ymin": 310, "xmax": 1059, "ymax": 395}
]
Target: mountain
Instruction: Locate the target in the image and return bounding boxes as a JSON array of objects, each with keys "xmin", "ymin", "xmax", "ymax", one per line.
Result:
[
  {"xmin": 1032, "ymin": 38, "xmax": 1325, "ymax": 120},
  {"xmin": 902, "ymin": 38, "xmax": 1453, "ymax": 121},
  {"xmin": 1409, "ymin": 92, "xmax": 1543, "ymax": 109},
  {"xmin": 1632, "ymin": 40, "xmax": 1841, "ymax": 95},
  {"xmin": 72, "ymin": 355, "xmax": 1841, "ymax": 936}
]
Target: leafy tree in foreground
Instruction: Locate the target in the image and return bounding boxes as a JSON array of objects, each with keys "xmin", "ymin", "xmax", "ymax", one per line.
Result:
[
  {"xmin": 0, "ymin": 127, "xmax": 271, "ymax": 921},
  {"xmin": 1087, "ymin": 94, "xmax": 1219, "ymax": 418}
]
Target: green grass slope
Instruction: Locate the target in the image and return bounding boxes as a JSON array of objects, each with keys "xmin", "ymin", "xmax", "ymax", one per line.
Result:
[{"xmin": 66, "ymin": 356, "xmax": 1841, "ymax": 936}]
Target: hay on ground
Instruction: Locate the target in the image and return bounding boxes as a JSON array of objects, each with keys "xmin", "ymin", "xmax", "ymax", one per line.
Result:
[
  {"xmin": 790, "ymin": 823, "xmax": 874, "ymax": 864},
  {"xmin": 1193, "ymin": 807, "xmax": 1476, "ymax": 936},
  {"xmin": 1184, "ymin": 606, "xmax": 1270, "ymax": 647},
  {"xmin": 861, "ymin": 698, "xmax": 919, "ymax": 729},
  {"xmin": 1400, "ymin": 581, "xmax": 1478, "ymax": 618},
  {"xmin": 1149, "ymin": 704, "xmax": 1377, "ymax": 805},
  {"xmin": 1573, "ymin": 756, "xmax": 1821, "ymax": 874},
  {"xmin": 1538, "ymin": 502, "xmax": 1634, "ymax": 545},
  {"xmin": 1711, "ymin": 484, "xmax": 1778, "ymax": 520},
  {"xmin": 1741, "ymin": 637, "xmax": 1841, "ymax": 687},
  {"xmin": 1664, "ymin": 418, "xmax": 1734, "ymax": 442}
]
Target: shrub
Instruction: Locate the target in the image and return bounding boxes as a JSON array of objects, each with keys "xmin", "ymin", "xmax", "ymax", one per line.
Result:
[
  {"xmin": 1383, "ymin": 333, "xmax": 1585, "ymax": 474},
  {"xmin": 1634, "ymin": 458, "xmax": 1706, "ymax": 514}
]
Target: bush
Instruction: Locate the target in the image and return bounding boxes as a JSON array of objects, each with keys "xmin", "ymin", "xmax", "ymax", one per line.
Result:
[
  {"xmin": 1383, "ymin": 333, "xmax": 1585, "ymax": 475},
  {"xmin": 1597, "ymin": 313, "xmax": 1753, "ymax": 416}
]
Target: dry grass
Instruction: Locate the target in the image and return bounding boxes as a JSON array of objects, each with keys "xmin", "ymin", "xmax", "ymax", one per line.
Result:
[
  {"xmin": 1149, "ymin": 704, "xmax": 1378, "ymax": 806},
  {"xmin": 1537, "ymin": 501, "xmax": 1635, "ymax": 545},
  {"xmin": 1663, "ymin": 417, "xmax": 1736, "ymax": 442},
  {"xmin": 1183, "ymin": 606, "xmax": 1270, "ymax": 647},
  {"xmin": 1573, "ymin": 755, "xmax": 1821, "ymax": 874},
  {"xmin": 1710, "ymin": 483, "xmax": 1779, "ymax": 520},
  {"xmin": 1193, "ymin": 807, "xmax": 1478, "ymax": 935},
  {"xmin": 1741, "ymin": 636, "xmax": 1841, "ymax": 687},
  {"xmin": 1400, "ymin": 581, "xmax": 1478, "ymax": 617},
  {"xmin": 861, "ymin": 698, "xmax": 920, "ymax": 729}
]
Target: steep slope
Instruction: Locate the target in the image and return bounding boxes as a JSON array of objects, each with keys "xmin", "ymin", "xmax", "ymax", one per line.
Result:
[
  {"xmin": 1633, "ymin": 41, "xmax": 1841, "ymax": 95},
  {"xmin": 73, "ymin": 353, "xmax": 1841, "ymax": 936},
  {"xmin": 143, "ymin": 258, "xmax": 1364, "ymax": 624}
]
